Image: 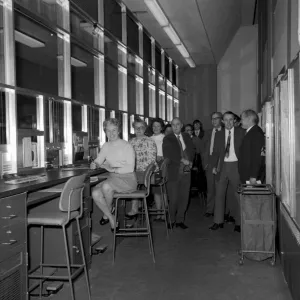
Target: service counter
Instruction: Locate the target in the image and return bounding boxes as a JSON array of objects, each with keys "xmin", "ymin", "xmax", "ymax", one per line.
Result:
[{"xmin": 0, "ymin": 167, "xmax": 108, "ymax": 299}]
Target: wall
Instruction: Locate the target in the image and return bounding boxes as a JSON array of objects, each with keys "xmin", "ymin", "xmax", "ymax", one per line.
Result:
[
  {"xmin": 217, "ymin": 25, "xmax": 258, "ymax": 115},
  {"xmin": 178, "ymin": 65, "xmax": 217, "ymax": 130}
]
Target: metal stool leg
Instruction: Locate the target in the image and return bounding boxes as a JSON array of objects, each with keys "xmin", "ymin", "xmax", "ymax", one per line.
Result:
[
  {"xmin": 39, "ymin": 225, "xmax": 44, "ymax": 298},
  {"xmin": 62, "ymin": 225, "xmax": 75, "ymax": 300},
  {"xmin": 112, "ymin": 198, "xmax": 119, "ymax": 264},
  {"xmin": 160, "ymin": 185, "xmax": 169, "ymax": 237},
  {"xmin": 163, "ymin": 184, "xmax": 172, "ymax": 232},
  {"xmin": 76, "ymin": 218, "xmax": 92, "ymax": 300},
  {"xmin": 143, "ymin": 197, "xmax": 155, "ymax": 263}
]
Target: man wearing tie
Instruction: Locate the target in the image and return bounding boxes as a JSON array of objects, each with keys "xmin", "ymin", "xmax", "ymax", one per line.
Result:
[
  {"xmin": 163, "ymin": 118, "xmax": 195, "ymax": 229},
  {"xmin": 209, "ymin": 111, "xmax": 245, "ymax": 232},
  {"xmin": 202, "ymin": 112, "xmax": 223, "ymax": 217}
]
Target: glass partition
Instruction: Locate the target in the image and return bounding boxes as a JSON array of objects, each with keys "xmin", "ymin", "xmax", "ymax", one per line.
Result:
[{"xmin": 15, "ymin": 12, "xmax": 59, "ymax": 95}]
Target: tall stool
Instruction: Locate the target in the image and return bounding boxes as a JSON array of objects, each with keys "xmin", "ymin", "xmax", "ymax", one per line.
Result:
[
  {"xmin": 112, "ymin": 163, "xmax": 156, "ymax": 264},
  {"xmin": 27, "ymin": 174, "xmax": 91, "ymax": 300},
  {"xmin": 148, "ymin": 159, "xmax": 172, "ymax": 236}
]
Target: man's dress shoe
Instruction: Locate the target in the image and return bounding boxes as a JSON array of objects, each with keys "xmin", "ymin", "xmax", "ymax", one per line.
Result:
[
  {"xmin": 204, "ymin": 212, "xmax": 214, "ymax": 218},
  {"xmin": 209, "ymin": 223, "xmax": 224, "ymax": 230},
  {"xmin": 176, "ymin": 222, "xmax": 188, "ymax": 229},
  {"xmin": 234, "ymin": 225, "xmax": 241, "ymax": 232}
]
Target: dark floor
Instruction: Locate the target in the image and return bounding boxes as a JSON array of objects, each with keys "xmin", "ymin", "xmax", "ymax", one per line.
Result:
[{"xmin": 52, "ymin": 196, "xmax": 292, "ymax": 300}]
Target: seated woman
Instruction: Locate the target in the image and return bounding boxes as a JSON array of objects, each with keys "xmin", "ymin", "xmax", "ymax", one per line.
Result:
[
  {"xmin": 91, "ymin": 118, "xmax": 137, "ymax": 231},
  {"xmin": 126, "ymin": 118, "xmax": 157, "ymax": 218}
]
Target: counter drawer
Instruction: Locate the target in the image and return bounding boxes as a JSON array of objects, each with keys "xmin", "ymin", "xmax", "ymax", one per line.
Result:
[
  {"xmin": 0, "ymin": 222, "xmax": 26, "ymax": 253},
  {"xmin": 0, "ymin": 193, "xmax": 26, "ymax": 227}
]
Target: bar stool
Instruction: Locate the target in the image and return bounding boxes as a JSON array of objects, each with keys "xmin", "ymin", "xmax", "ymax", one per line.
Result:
[
  {"xmin": 148, "ymin": 159, "xmax": 172, "ymax": 236},
  {"xmin": 27, "ymin": 174, "xmax": 91, "ymax": 300},
  {"xmin": 112, "ymin": 162, "xmax": 156, "ymax": 264}
]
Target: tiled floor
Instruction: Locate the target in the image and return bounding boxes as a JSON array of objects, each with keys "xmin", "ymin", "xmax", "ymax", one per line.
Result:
[{"xmin": 50, "ymin": 196, "xmax": 292, "ymax": 300}]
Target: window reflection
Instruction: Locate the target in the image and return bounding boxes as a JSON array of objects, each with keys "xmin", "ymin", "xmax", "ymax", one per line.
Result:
[
  {"xmin": 155, "ymin": 45, "xmax": 162, "ymax": 73},
  {"xmin": 72, "ymin": 102, "xmax": 82, "ymax": 132},
  {"xmin": 71, "ymin": 43, "xmax": 95, "ymax": 104},
  {"xmin": 105, "ymin": 61, "xmax": 119, "ymax": 110},
  {"xmin": 165, "ymin": 56, "xmax": 170, "ymax": 79},
  {"xmin": 172, "ymin": 63, "xmax": 177, "ymax": 85},
  {"xmin": 104, "ymin": 34, "xmax": 118, "ymax": 64},
  {"xmin": 15, "ymin": 12, "xmax": 59, "ymax": 95},
  {"xmin": 17, "ymin": 94, "xmax": 37, "ymax": 130},
  {"xmin": 88, "ymin": 106, "xmax": 100, "ymax": 142},
  {"xmin": 128, "ymin": 74, "xmax": 136, "ymax": 113}
]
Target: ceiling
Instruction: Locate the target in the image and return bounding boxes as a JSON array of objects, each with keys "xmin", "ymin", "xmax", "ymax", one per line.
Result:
[{"xmin": 122, "ymin": 0, "xmax": 257, "ymax": 67}]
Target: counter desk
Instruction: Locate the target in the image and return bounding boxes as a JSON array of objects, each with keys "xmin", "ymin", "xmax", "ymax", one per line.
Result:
[{"xmin": 0, "ymin": 167, "xmax": 108, "ymax": 300}]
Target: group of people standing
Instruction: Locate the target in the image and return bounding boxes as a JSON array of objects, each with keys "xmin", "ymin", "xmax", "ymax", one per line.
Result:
[{"xmin": 90, "ymin": 109, "xmax": 265, "ymax": 234}]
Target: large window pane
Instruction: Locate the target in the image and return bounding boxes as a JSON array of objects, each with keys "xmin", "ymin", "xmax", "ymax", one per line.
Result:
[
  {"xmin": 293, "ymin": 61, "xmax": 300, "ymax": 224},
  {"xmin": 127, "ymin": 51, "xmax": 135, "ymax": 74},
  {"xmin": 155, "ymin": 45, "xmax": 161, "ymax": 73},
  {"xmin": 143, "ymin": 32, "xmax": 152, "ymax": 65},
  {"xmin": 105, "ymin": 34, "xmax": 118, "ymax": 63},
  {"xmin": 128, "ymin": 74, "xmax": 135, "ymax": 113},
  {"xmin": 159, "ymin": 90, "xmax": 165, "ymax": 120},
  {"xmin": 104, "ymin": 0, "xmax": 122, "ymax": 41},
  {"xmin": 15, "ymin": 12, "xmax": 59, "ymax": 95},
  {"xmin": 0, "ymin": 5, "xmax": 4, "ymax": 84},
  {"xmin": 165, "ymin": 55, "xmax": 170, "ymax": 79},
  {"xmin": 72, "ymin": 102, "xmax": 82, "ymax": 132},
  {"xmin": 88, "ymin": 106, "xmax": 99, "ymax": 142},
  {"xmin": 0, "ymin": 92, "xmax": 6, "ymax": 144},
  {"xmin": 172, "ymin": 63, "xmax": 177, "ymax": 85},
  {"xmin": 127, "ymin": 14, "xmax": 139, "ymax": 54},
  {"xmin": 105, "ymin": 62, "xmax": 119, "ymax": 110},
  {"xmin": 71, "ymin": 43, "xmax": 95, "ymax": 104}
]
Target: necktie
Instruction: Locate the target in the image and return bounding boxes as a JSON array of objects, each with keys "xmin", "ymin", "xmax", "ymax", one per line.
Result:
[
  {"xmin": 210, "ymin": 129, "xmax": 217, "ymax": 155},
  {"xmin": 177, "ymin": 135, "xmax": 184, "ymax": 158},
  {"xmin": 225, "ymin": 130, "xmax": 231, "ymax": 158}
]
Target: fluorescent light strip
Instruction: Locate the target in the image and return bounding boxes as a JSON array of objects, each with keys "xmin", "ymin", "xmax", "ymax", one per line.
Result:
[
  {"xmin": 118, "ymin": 44, "xmax": 127, "ymax": 53},
  {"xmin": 163, "ymin": 25, "xmax": 181, "ymax": 45},
  {"xmin": 135, "ymin": 75, "xmax": 143, "ymax": 84},
  {"xmin": 167, "ymin": 80, "xmax": 172, "ymax": 87},
  {"xmin": 174, "ymin": 99, "xmax": 179, "ymax": 103},
  {"xmin": 15, "ymin": 30, "xmax": 45, "ymax": 48},
  {"xmin": 135, "ymin": 55, "xmax": 143, "ymax": 65},
  {"xmin": 159, "ymin": 90, "xmax": 165, "ymax": 96},
  {"xmin": 71, "ymin": 57, "xmax": 87, "ymax": 67},
  {"xmin": 149, "ymin": 83, "xmax": 156, "ymax": 90},
  {"xmin": 173, "ymin": 86, "xmax": 179, "ymax": 92},
  {"xmin": 144, "ymin": 0, "xmax": 168, "ymax": 26},
  {"xmin": 167, "ymin": 95, "xmax": 173, "ymax": 100},
  {"xmin": 144, "ymin": 0, "xmax": 196, "ymax": 68},
  {"xmin": 118, "ymin": 65, "xmax": 127, "ymax": 74}
]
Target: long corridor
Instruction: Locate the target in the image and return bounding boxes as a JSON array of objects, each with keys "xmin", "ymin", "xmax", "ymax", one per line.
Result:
[{"xmin": 53, "ymin": 197, "xmax": 291, "ymax": 300}]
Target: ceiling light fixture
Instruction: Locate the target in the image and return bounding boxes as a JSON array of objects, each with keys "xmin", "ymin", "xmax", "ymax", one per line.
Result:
[
  {"xmin": 15, "ymin": 30, "xmax": 45, "ymax": 48},
  {"xmin": 144, "ymin": 0, "xmax": 196, "ymax": 68}
]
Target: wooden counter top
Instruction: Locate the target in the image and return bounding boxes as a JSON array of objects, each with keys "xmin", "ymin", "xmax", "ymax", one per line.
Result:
[{"xmin": 0, "ymin": 168, "xmax": 107, "ymax": 198}]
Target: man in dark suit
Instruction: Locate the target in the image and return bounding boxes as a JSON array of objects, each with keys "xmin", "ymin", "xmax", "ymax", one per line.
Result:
[
  {"xmin": 209, "ymin": 111, "xmax": 245, "ymax": 232},
  {"xmin": 163, "ymin": 118, "xmax": 195, "ymax": 229},
  {"xmin": 202, "ymin": 112, "xmax": 223, "ymax": 217},
  {"xmin": 239, "ymin": 110, "xmax": 265, "ymax": 184}
]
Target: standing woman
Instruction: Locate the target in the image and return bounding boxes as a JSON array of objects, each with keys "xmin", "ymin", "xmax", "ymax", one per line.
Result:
[
  {"xmin": 126, "ymin": 118, "xmax": 157, "ymax": 218},
  {"xmin": 151, "ymin": 118, "xmax": 166, "ymax": 221},
  {"xmin": 91, "ymin": 118, "xmax": 137, "ymax": 231},
  {"xmin": 192, "ymin": 119, "xmax": 206, "ymax": 197}
]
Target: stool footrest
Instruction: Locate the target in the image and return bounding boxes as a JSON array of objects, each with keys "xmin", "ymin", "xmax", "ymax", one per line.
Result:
[
  {"xmin": 28, "ymin": 267, "xmax": 84, "ymax": 281},
  {"xmin": 116, "ymin": 233, "xmax": 149, "ymax": 237}
]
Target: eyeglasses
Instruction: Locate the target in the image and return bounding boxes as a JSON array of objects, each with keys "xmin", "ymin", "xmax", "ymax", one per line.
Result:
[{"xmin": 135, "ymin": 126, "xmax": 145, "ymax": 131}]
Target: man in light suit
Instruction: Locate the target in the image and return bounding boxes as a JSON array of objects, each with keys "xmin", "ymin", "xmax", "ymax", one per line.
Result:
[
  {"xmin": 209, "ymin": 111, "xmax": 245, "ymax": 232},
  {"xmin": 202, "ymin": 112, "xmax": 223, "ymax": 217},
  {"xmin": 163, "ymin": 118, "xmax": 195, "ymax": 229},
  {"xmin": 239, "ymin": 110, "xmax": 265, "ymax": 184}
]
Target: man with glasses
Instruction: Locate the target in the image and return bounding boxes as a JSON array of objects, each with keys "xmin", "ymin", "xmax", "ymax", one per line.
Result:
[
  {"xmin": 209, "ymin": 111, "xmax": 245, "ymax": 232},
  {"xmin": 202, "ymin": 112, "xmax": 223, "ymax": 217}
]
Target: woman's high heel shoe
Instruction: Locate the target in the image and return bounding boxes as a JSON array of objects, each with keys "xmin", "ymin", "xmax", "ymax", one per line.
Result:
[{"xmin": 100, "ymin": 217, "xmax": 109, "ymax": 226}]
